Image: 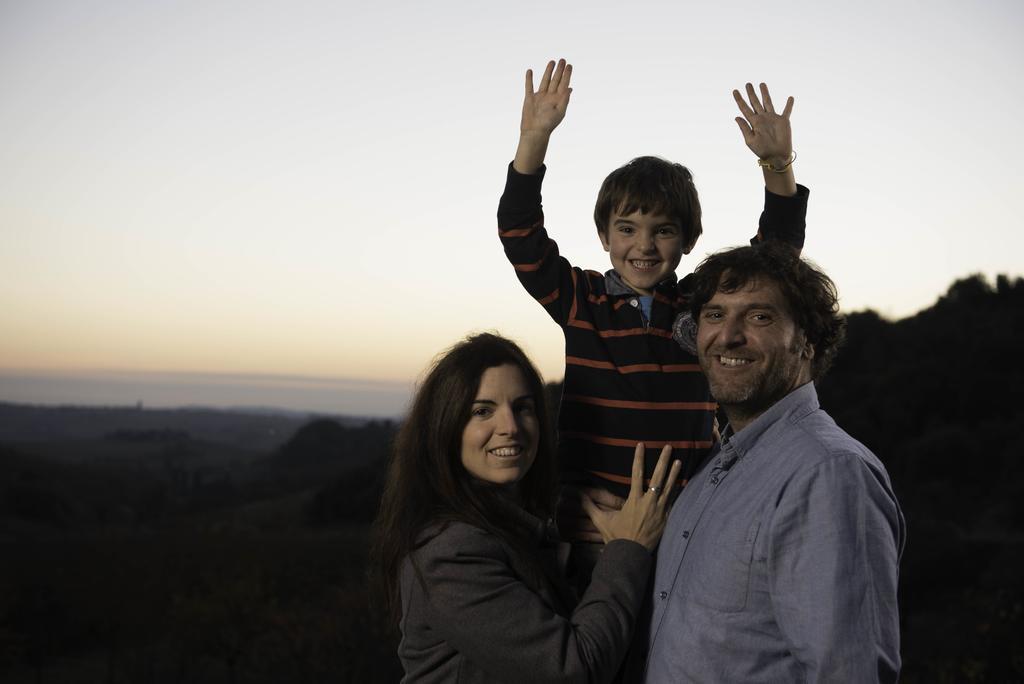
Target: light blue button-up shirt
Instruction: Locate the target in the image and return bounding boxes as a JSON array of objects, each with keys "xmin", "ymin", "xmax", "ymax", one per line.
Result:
[{"xmin": 641, "ymin": 382, "xmax": 905, "ymax": 683}]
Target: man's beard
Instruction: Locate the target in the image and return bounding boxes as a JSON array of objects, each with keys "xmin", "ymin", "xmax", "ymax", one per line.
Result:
[{"xmin": 701, "ymin": 342, "xmax": 805, "ymax": 416}]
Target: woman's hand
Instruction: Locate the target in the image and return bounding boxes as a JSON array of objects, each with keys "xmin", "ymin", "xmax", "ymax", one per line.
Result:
[{"xmin": 581, "ymin": 443, "xmax": 681, "ymax": 551}]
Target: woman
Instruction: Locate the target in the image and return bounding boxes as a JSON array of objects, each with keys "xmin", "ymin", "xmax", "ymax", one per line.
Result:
[{"xmin": 370, "ymin": 333, "xmax": 680, "ymax": 683}]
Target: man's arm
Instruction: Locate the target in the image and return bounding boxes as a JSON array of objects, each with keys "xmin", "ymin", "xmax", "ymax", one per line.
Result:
[
  {"xmin": 513, "ymin": 59, "xmax": 572, "ymax": 174},
  {"xmin": 767, "ymin": 454, "xmax": 904, "ymax": 682}
]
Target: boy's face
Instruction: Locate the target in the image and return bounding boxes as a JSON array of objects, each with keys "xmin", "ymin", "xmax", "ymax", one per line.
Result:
[{"xmin": 599, "ymin": 209, "xmax": 689, "ymax": 295}]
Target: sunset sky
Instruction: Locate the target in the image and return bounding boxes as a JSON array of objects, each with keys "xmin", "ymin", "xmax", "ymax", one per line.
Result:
[{"xmin": 2, "ymin": 0, "xmax": 1022, "ymax": 416}]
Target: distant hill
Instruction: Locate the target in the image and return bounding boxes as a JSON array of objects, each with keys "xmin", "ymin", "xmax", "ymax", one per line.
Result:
[
  {"xmin": 0, "ymin": 404, "xmax": 401, "ymax": 538},
  {"xmin": 272, "ymin": 418, "xmax": 395, "ymax": 470},
  {"xmin": 0, "ymin": 403, "xmax": 375, "ymax": 452}
]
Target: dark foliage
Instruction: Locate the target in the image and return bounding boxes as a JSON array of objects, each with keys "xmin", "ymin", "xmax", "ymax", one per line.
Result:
[
  {"xmin": 105, "ymin": 429, "xmax": 190, "ymax": 443},
  {"xmin": 0, "ymin": 404, "xmax": 317, "ymax": 451},
  {"xmin": 273, "ymin": 418, "xmax": 395, "ymax": 471},
  {"xmin": 544, "ymin": 380, "xmax": 563, "ymax": 428},
  {"xmin": 818, "ymin": 274, "xmax": 1024, "ymax": 683},
  {"xmin": 307, "ymin": 460, "xmax": 388, "ymax": 525}
]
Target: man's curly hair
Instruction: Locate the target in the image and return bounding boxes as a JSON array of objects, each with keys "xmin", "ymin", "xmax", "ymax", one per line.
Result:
[{"xmin": 689, "ymin": 242, "xmax": 847, "ymax": 380}]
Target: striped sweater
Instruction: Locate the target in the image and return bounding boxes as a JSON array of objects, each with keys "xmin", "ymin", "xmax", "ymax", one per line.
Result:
[{"xmin": 497, "ymin": 163, "xmax": 809, "ymax": 498}]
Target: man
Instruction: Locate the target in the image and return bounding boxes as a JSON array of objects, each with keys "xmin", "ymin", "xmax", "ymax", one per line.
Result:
[{"xmin": 638, "ymin": 242, "xmax": 905, "ymax": 682}]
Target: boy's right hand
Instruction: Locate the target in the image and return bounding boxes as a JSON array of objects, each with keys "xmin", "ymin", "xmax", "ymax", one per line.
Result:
[
  {"xmin": 513, "ymin": 59, "xmax": 573, "ymax": 174},
  {"xmin": 520, "ymin": 58, "xmax": 573, "ymax": 136}
]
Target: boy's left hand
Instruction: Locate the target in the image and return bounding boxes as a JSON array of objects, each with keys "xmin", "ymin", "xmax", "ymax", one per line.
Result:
[{"xmin": 733, "ymin": 82, "xmax": 793, "ymax": 167}]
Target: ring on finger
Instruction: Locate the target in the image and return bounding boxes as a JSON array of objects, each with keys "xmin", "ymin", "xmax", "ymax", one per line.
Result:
[{"xmin": 648, "ymin": 485, "xmax": 662, "ymax": 494}]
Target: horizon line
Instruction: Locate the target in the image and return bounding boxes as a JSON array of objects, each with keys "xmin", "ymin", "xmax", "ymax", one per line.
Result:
[{"xmin": 0, "ymin": 369, "xmax": 420, "ymax": 418}]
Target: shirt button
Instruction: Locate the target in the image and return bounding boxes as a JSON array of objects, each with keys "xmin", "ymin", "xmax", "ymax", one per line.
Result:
[
  {"xmin": 710, "ymin": 476, "xmax": 720, "ymax": 485},
  {"xmin": 630, "ymin": 299, "xmax": 639, "ymax": 307},
  {"xmin": 682, "ymin": 531, "xmax": 690, "ymax": 539},
  {"xmin": 659, "ymin": 591, "xmax": 668, "ymax": 600}
]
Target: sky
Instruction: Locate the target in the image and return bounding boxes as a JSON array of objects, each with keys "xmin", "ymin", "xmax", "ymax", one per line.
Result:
[{"xmin": 1, "ymin": 0, "xmax": 1022, "ymax": 416}]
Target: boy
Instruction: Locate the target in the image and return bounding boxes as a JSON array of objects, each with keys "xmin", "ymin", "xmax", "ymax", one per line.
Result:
[{"xmin": 498, "ymin": 59, "xmax": 807, "ymax": 541}]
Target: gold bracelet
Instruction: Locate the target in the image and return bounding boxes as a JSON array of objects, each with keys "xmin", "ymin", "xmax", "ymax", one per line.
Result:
[{"xmin": 757, "ymin": 150, "xmax": 796, "ymax": 173}]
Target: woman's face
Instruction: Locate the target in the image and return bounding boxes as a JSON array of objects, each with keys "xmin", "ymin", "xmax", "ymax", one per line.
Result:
[{"xmin": 460, "ymin": 363, "xmax": 539, "ymax": 488}]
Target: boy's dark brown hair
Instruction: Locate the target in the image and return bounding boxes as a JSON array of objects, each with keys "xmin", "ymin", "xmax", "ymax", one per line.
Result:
[{"xmin": 593, "ymin": 155, "xmax": 703, "ymax": 250}]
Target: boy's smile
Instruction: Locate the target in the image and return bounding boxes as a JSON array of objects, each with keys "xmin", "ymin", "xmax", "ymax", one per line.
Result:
[{"xmin": 600, "ymin": 209, "xmax": 688, "ymax": 295}]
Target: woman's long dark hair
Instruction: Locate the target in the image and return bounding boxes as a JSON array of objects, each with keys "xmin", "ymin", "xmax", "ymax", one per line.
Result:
[{"xmin": 368, "ymin": 333, "xmax": 558, "ymax": 623}]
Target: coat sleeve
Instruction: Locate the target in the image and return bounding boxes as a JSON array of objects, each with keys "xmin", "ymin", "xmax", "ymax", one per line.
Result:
[
  {"xmin": 413, "ymin": 523, "xmax": 651, "ymax": 684},
  {"xmin": 497, "ymin": 162, "xmax": 587, "ymax": 326},
  {"xmin": 753, "ymin": 184, "xmax": 810, "ymax": 250},
  {"xmin": 766, "ymin": 452, "xmax": 904, "ymax": 682}
]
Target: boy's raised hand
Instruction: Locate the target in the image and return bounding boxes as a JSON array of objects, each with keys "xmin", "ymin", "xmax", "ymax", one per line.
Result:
[
  {"xmin": 513, "ymin": 59, "xmax": 572, "ymax": 174},
  {"xmin": 733, "ymin": 82, "xmax": 793, "ymax": 166},
  {"xmin": 521, "ymin": 59, "xmax": 573, "ymax": 136},
  {"xmin": 733, "ymin": 82, "xmax": 797, "ymax": 196}
]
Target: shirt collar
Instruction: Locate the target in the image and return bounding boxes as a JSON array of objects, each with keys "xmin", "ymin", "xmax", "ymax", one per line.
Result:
[
  {"xmin": 718, "ymin": 382, "xmax": 820, "ymax": 467},
  {"xmin": 603, "ymin": 269, "xmax": 678, "ymax": 296}
]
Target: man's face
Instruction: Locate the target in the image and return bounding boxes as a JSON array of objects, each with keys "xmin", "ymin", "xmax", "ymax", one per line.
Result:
[
  {"xmin": 599, "ymin": 209, "xmax": 688, "ymax": 295},
  {"xmin": 696, "ymin": 276, "xmax": 813, "ymax": 426}
]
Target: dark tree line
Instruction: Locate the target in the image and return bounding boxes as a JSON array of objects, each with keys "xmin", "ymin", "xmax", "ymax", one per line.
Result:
[{"xmin": 815, "ymin": 274, "xmax": 1024, "ymax": 682}]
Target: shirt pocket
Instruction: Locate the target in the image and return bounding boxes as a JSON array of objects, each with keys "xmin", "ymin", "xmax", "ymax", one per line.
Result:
[{"xmin": 691, "ymin": 521, "xmax": 760, "ymax": 613}]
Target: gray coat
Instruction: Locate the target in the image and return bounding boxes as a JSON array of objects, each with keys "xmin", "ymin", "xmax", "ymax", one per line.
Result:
[{"xmin": 397, "ymin": 509, "xmax": 651, "ymax": 683}]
